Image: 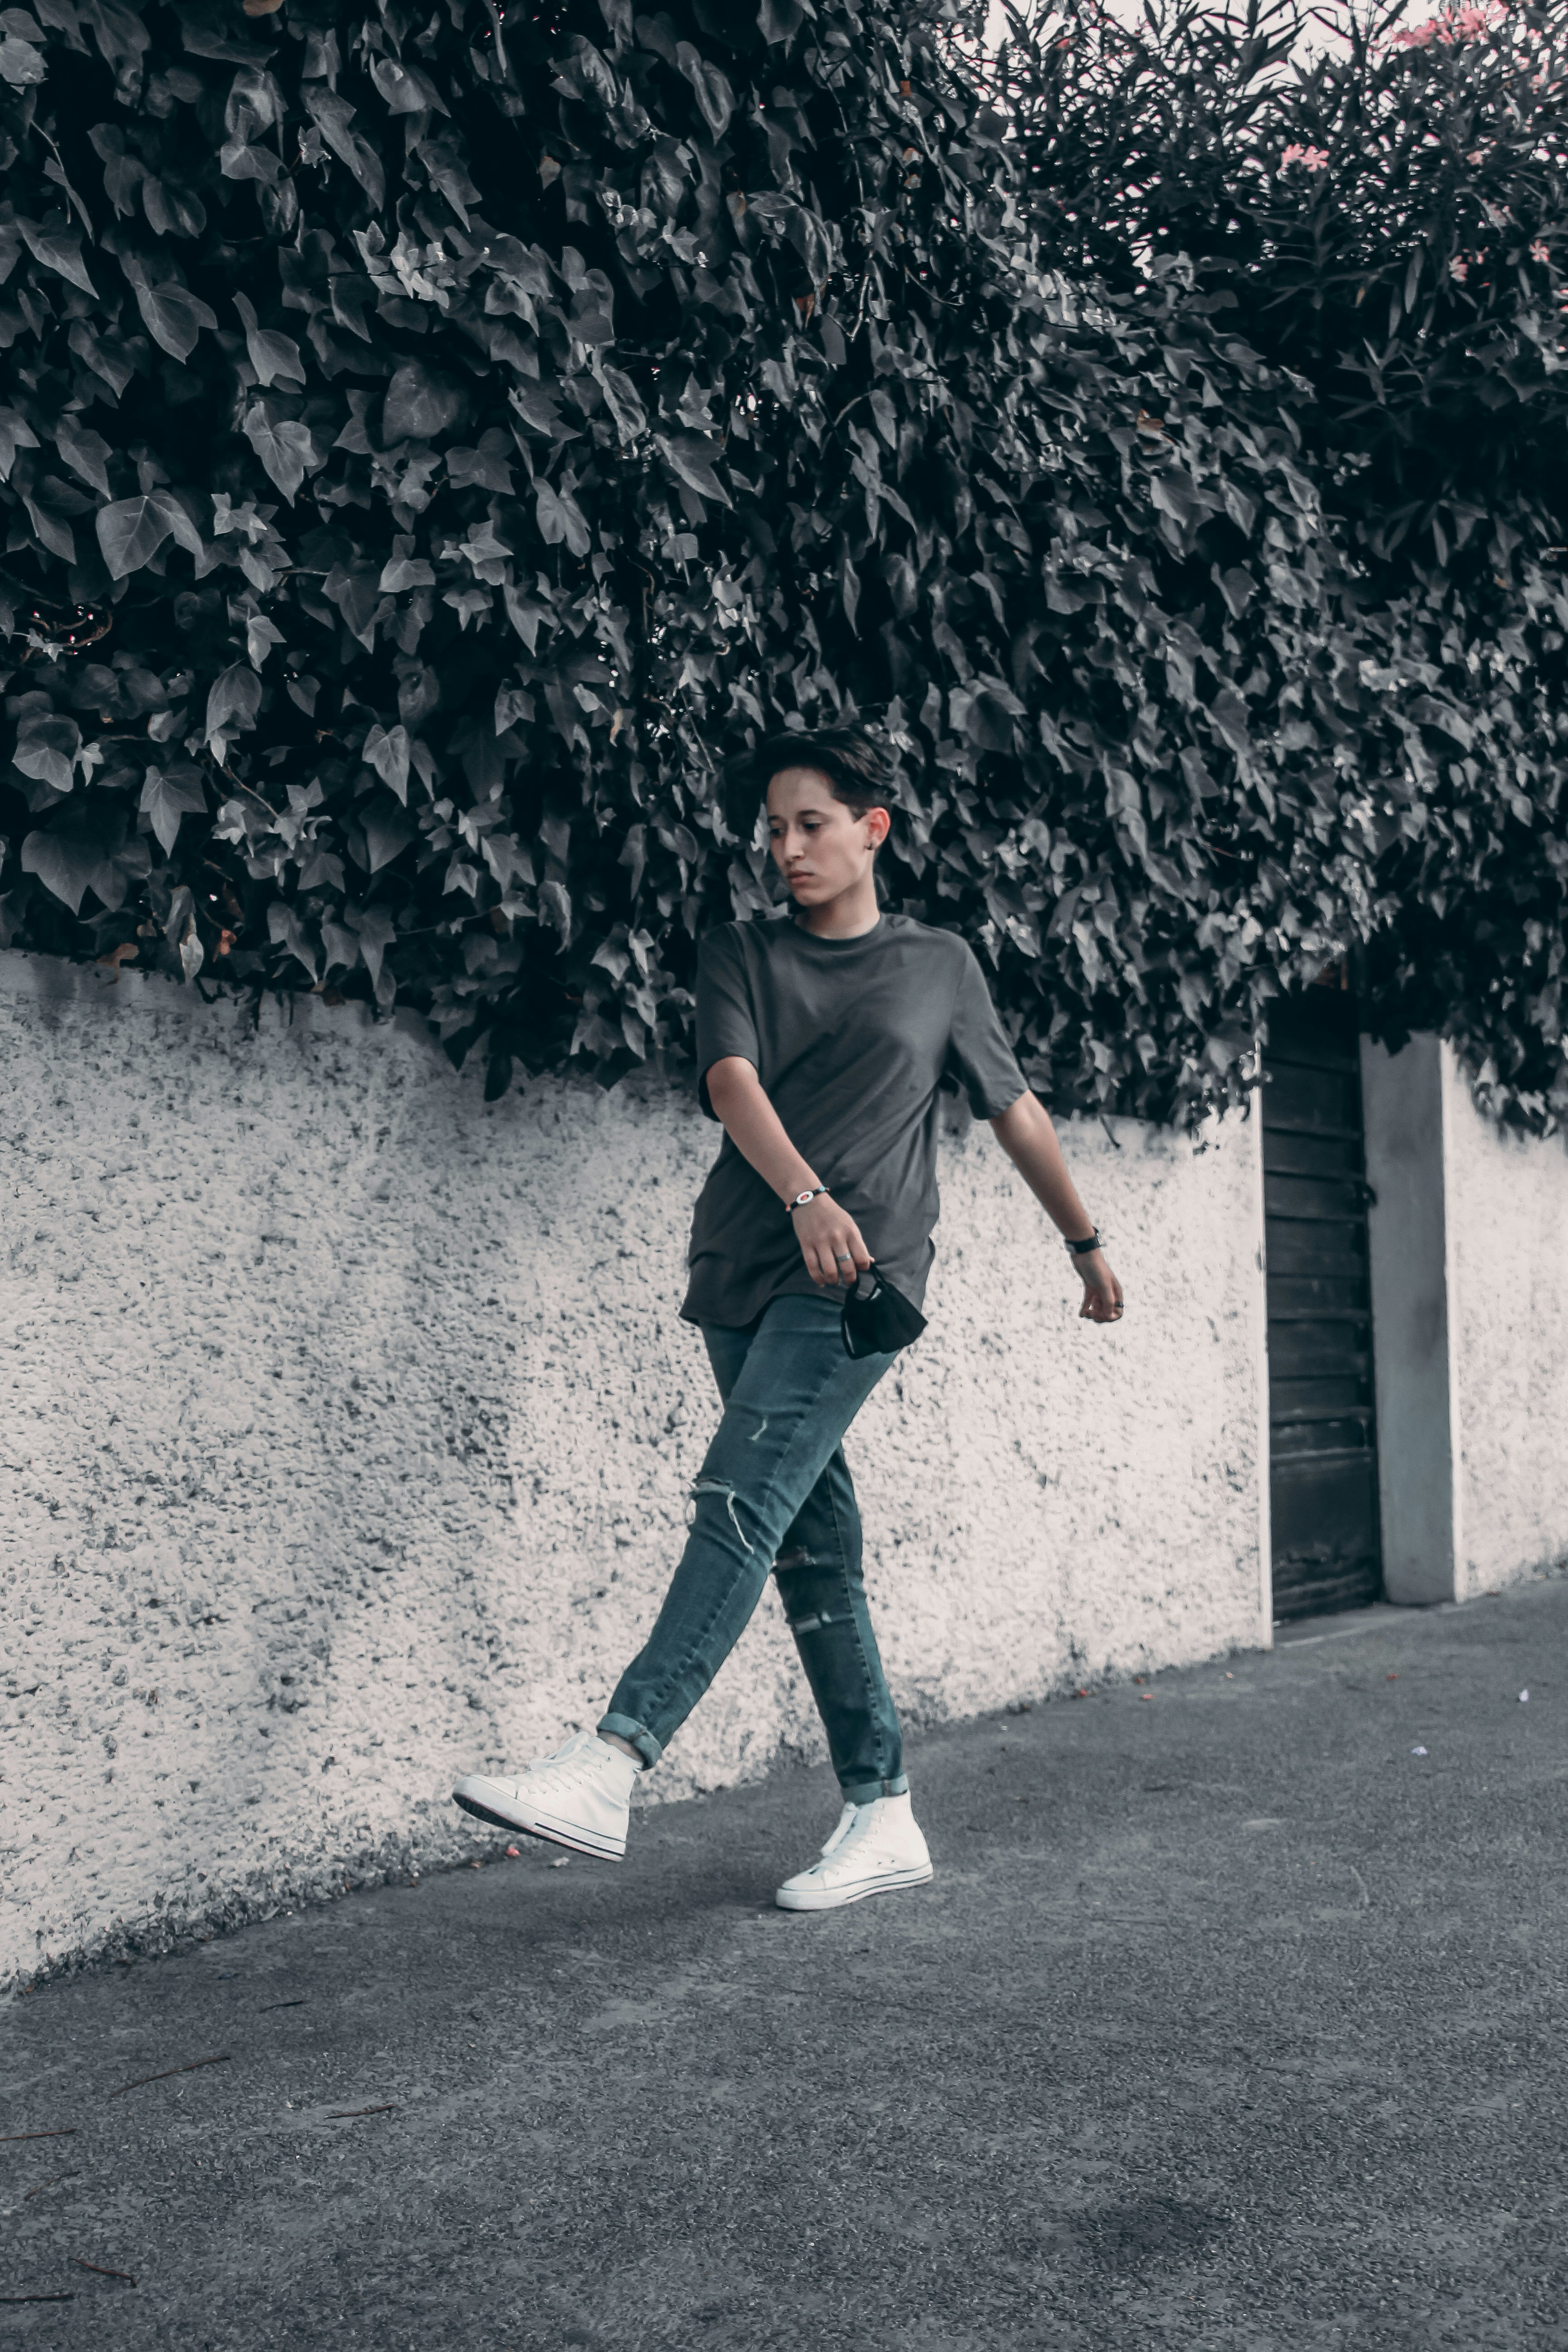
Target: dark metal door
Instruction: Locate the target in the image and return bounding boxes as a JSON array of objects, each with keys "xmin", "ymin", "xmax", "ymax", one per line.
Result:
[{"xmin": 1262, "ymin": 988, "xmax": 1383, "ymax": 1620}]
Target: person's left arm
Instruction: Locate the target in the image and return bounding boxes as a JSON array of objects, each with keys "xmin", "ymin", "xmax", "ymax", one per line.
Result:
[{"xmin": 988, "ymin": 1090, "xmax": 1124, "ymax": 1324}]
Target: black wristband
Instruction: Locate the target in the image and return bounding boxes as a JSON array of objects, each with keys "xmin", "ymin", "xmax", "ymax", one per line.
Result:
[{"xmin": 1064, "ymin": 1229, "xmax": 1102, "ymax": 1257}]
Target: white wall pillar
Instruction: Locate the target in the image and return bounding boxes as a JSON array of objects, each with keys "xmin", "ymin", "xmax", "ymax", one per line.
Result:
[{"xmin": 1359, "ymin": 1034, "xmax": 1463, "ymax": 1604}]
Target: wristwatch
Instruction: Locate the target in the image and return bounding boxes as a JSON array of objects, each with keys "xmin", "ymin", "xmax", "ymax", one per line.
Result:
[
  {"xmin": 1064, "ymin": 1228, "xmax": 1102, "ymax": 1256},
  {"xmin": 786, "ymin": 1187, "xmax": 832, "ymax": 1215}
]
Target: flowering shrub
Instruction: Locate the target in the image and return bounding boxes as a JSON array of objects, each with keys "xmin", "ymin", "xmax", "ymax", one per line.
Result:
[
  {"xmin": 995, "ymin": 0, "xmax": 1568, "ymax": 1126},
  {"xmin": 1393, "ymin": 4, "xmax": 1507, "ymax": 48}
]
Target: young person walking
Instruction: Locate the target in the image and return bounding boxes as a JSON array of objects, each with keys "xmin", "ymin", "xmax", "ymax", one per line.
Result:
[{"xmin": 453, "ymin": 727, "xmax": 1124, "ymax": 1911}]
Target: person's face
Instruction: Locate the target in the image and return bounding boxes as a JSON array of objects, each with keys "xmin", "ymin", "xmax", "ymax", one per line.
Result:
[{"xmin": 766, "ymin": 766, "xmax": 888, "ymax": 904}]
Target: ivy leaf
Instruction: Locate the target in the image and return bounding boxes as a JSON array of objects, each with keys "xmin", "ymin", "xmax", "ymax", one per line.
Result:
[
  {"xmin": 220, "ymin": 135, "xmax": 284, "ymax": 186},
  {"xmin": 348, "ymin": 906, "xmax": 397, "ymax": 996},
  {"xmin": 382, "ymin": 361, "xmax": 469, "ymax": 442},
  {"xmin": 242, "ymin": 401, "xmax": 317, "ymax": 503},
  {"xmin": 20, "ymin": 482, "xmax": 79, "ymax": 564},
  {"xmin": 594, "ymin": 361, "xmax": 647, "ymax": 443},
  {"xmin": 363, "ymin": 798, "xmax": 416, "ymax": 872},
  {"xmin": 160, "ymin": 491, "xmax": 206, "ymax": 559},
  {"xmin": 369, "ymin": 54, "xmax": 449, "ymax": 116},
  {"xmin": 656, "ymin": 432, "xmax": 731, "ymax": 507},
  {"xmin": 66, "ymin": 318, "xmax": 137, "ymax": 398},
  {"xmin": 534, "ymin": 478, "xmax": 592, "ymax": 557},
  {"xmin": 122, "ymin": 260, "xmax": 218, "ymax": 363},
  {"xmin": 96, "ymin": 492, "xmax": 173, "ymax": 578},
  {"xmin": 1214, "ymin": 566, "xmax": 1256, "ymax": 619},
  {"xmin": 759, "ymin": 0, "xmax": 808, "ymax": 39},
  {"xmin": 20, "ymin": 828, "xmax": 98, "ymax": 914},
  {"xmin": 17, "ymin": 215, "xmax": 94, "ymax": 294},
  {"xmin": 0, "ymin": 407, "xmax": 41, "ymax": 481},
  {"xmin": 88, "ymin": 122, "xmax": 146, "ymax": 216},
  {"xmin": 246, "ymin": 612, "xmax": 286, "ymax": 668},
  {"xmin": 951, "ymin": 681, "xmax": 1024, "ymax": 752},
  {"xmin": 95, "ymin": 490, "xmax": 200, "ymax": 578},
  {"xmin": 12, "ymin": 713, "xmax": 83, "ymax": 794},
  {"xmin": 323, "ymin": 560, "xmax": 382, "ymax": 646},
  {"xmin": 1149, "ymin": 466, "xmax": 1202, "ymax": 536},
  {"xmin": 538, "ymin": 878, "xmax": 572, "ymax": 941},
  {"xmin": 80, "ymin": 0, "xmax": 149, "ymax": 81},
  {"xmin": 205, "ymin": 662, "xmax": 262, "ymax": 747},
  {"xmin": 378, "ymin": 546, "xmax": 437, "ymax": 591},
  {"xmin": 233, "ymin": 293, "xmax": 306, "ymax": 388},
  {"xmin": 141, "ymin": 177, "xmax": 207, "ymax": 240},
  {"xmin": 446, "ymin": 431, "xmax": 515, "ymax": 493},
  {"xmin": 675, "ymin": 42, "xmax": 735, "ymax": 138},
  {"xmin": 302, "ymin": 85, "xmax": 386, "ymax": 211},
  {"xmin": 53, "ymin": 416, "xmax": 113, "ymax": 497},
  {"xmin": 1406, "ymin": 695, "xmax": 1473, "ymax": 749},
  {"xmin": 363, "ymin": 721, "xmax": 412, "ymax": 803},
  {"xmin": 140, "ymin": 761, "xmax": 208, "ymax": 856},
  {"xmin": 267, "ymin": 901, "xmax": 320, "ymax": 984},
  {"xmin": 0, "ymin": 33, "xmax": 47, "ymax": 86}
]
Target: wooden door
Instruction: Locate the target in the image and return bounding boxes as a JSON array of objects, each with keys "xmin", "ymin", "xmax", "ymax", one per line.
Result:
[{"xmin": 1262, "ymin": 990, "xmax": 1384, "ymax": 1620}]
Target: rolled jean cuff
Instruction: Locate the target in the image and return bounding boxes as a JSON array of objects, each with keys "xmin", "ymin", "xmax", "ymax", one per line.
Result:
[
  {"xmin": 841, "ymin": 1770, "xmax": 909, "ymax": 1803},
  {"xmin": 596, "ymin": 1711, "xmax": 662, "ymax": 1771}
]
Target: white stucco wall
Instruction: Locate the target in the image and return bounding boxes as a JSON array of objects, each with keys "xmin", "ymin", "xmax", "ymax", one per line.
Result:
[
  {"xmin": 0, "ymin": 950, "xmax": 1269, "ymax": 1987},
  {"xmin": 1362, "ymin": 1034, "xmax": 1460, "ymax": 1607},
  {"xmin": 1445, "ymin": 1055, "xmax": 1568, "ymax": 1600}
]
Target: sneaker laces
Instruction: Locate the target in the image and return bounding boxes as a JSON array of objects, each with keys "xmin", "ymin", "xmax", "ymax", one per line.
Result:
[
  {"xmin": 520, "ymin": 1731, "xmax": 617, "ymax": 1788},
  {"xmin": 820, "ymin": 1801, "xmax": 857, "ymax": 1857},
  {"xmin": 809, "ymin": 1799, "xmax": 892, "ymax": 1874}
]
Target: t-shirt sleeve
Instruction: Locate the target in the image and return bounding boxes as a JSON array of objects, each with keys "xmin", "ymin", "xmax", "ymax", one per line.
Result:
[
  {"xmin": 944, "ymin": 942, "xmax": 1029, "ymax": 1120},
  {"xmin": 694, "ymin": 925, "xmax": 760, "ymax": 1120}
]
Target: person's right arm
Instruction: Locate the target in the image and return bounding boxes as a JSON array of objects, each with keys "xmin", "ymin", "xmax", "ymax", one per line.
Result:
[{"xmin": 704, "ymin": 1055, "xmax": 873, "ymax": 1289}]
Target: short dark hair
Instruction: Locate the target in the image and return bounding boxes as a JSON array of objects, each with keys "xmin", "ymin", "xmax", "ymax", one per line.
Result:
[{"xmin": 726, "ymin": 725, "xmax": 893, "ymax": 832}]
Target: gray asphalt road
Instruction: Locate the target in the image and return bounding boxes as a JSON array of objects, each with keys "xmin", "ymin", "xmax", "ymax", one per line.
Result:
[{"xmin": 4, "ymin": 1576, "xmax": 1565, "ymax": 2352}]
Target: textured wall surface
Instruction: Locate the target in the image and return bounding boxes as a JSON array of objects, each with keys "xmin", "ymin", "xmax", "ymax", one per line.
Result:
[
  {"xmin": 1445, "ymin": 1055, "xmax": 1568, "ymax": 1599},
  {"xmin": 0, "ymin": 952, "xmax": 1269, "ymax": 1986}
]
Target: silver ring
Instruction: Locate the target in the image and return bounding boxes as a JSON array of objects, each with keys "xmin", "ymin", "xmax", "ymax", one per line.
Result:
[{"xmin": 835, "ymin": 1253, "xmax": 853, "ymax": 1263}]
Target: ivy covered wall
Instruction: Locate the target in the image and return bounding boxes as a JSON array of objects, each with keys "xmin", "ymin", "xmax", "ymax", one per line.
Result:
[{"xmin": 0, "ymin": 0, "xmax": 1563, "ymax": 1127}]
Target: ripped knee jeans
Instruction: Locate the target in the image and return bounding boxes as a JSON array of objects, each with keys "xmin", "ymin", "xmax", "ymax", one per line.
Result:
[{"xmin": 598, "ymin": 1291, "xmax": 908, "ymax": 1803}]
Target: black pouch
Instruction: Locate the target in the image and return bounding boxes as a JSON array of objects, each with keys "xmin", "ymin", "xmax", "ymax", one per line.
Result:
[{"xmin": 841, "ymin": 1265, "xmax": 927, "ymax": 1359}]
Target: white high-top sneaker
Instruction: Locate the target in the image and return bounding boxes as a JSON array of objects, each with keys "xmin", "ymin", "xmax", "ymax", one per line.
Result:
[
  {"xmin": 775, "ymin": 1790, "xmax": 934, "ymax": 1912},
  {"xmin": 452, "ymin": 1731, "xmax": 639, "ymax": 1862}
]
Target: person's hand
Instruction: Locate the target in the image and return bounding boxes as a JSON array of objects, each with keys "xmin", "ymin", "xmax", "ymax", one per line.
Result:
[
  {"xmin": 1076, "ymin": 1250, "xmax": 1124, "ymax": 1323},
  {"xmin": 791, "ymin": 1193, "xmax": 873, "ymax": 1289}
]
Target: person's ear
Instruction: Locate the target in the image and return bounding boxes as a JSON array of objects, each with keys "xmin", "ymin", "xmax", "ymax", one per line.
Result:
[{"xmin": 864, "ymin": 807, "xmax": 891, "ymax": 851}]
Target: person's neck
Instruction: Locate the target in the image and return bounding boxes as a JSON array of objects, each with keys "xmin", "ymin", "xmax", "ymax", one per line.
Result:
[{"xmin": 794, "ymin": 873, "xmax": 882, "ymax": 940}]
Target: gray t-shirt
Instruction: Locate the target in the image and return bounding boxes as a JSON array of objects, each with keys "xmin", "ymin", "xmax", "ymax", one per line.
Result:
[{"xmin": 681, "ymin": 909, "xmax": 1028, "ymax": 1328}]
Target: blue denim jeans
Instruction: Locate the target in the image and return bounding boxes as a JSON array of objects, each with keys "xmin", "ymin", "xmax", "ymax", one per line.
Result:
[{"xmin": 598, "ymin": 1292, "xmax": 908, "ymax": 1803}]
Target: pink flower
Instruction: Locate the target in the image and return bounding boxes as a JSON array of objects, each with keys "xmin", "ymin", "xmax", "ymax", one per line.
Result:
[
  {"xmin": 1449, "ymin": 255, "xmax": 1470, "ymax": 280},
  {"xmin": 1392, "ymin": 0, "xmax": 1504, "ymax": 44},
  {"xmin": 1281, "ymin": 142, "xmax": 1331, "ymax": 172},
  {"xmin": 1531, "ymin": 239, "xmax": 1550, "ymax": 263}
]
